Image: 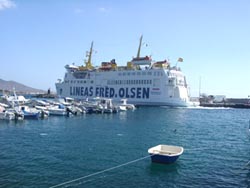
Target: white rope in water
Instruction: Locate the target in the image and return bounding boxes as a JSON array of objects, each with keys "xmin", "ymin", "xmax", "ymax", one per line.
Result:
[
  {"xmin": 246, "ymin": 160, "xmax": 250, "ymax": 165},
  {"xmin": 49, "ymin": 155, "xmax": 152, "ymax": 188},
  {"xmin": 49, "ymin": 147, "xmax": 212, "ymax": 188}
]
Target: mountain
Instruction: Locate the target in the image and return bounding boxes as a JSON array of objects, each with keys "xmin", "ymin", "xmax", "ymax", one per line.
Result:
[{"xmin": 0, "ymin": 79, "xmax": 45, "ymax": 94}]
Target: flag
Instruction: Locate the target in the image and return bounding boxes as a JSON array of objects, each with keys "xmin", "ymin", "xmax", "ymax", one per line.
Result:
[{"xmin": 177, "ymin": 57, "xmax": 183, "ymax": 62}]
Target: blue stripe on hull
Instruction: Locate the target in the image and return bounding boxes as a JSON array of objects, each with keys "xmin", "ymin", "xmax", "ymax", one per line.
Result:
[
  {"xmin": 150, "ymin": 154, "xmax": 180, "ymax": 164},
  {"xmin": 23, "ymin": 114, "xmax": 39, "ymax": 119}
]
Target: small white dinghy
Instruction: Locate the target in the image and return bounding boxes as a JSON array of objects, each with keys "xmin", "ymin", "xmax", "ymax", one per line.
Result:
[{"xmin": 148, "ymin": 144, "xmax": 184, "ymax": 164}]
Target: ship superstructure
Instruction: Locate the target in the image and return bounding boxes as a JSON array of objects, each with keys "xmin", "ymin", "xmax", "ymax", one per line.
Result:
[{"xmin": 56, "ymin": 36, "xmax": 190, "ymax": 106}]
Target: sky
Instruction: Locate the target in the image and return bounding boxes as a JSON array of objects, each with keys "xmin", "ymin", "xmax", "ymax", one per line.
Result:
[{"xmin": 0, "ymin": 0, "xmax": 250, "ymax": 98}]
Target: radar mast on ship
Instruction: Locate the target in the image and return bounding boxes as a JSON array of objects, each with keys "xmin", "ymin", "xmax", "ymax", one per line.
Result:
[
  {"xmin": 136, "ymin": 35, "xmax": 143, "ymax": 58},
  {"xmin": 84, "ymin": 41, "xmax": 94, "ymax": 70},
  {"xmin": 79, "ymin": 41, "xmax": 94, "ymax": 71},
  {"xmin": 131, "ymin": 35, "xmax": 152, "ymax": 66}
]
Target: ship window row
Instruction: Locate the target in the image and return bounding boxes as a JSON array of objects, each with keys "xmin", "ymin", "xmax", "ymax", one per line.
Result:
[
  {"xmin": 118, "ymin": 71, "xmax": 163, "ymax": 76},
  {"xmin": 107, "ymin": 79, "xmax": 152, "ymax": 85},
  {"xmin": 64, "ymin": 80, "xmax": 94, "ymax": 84}
]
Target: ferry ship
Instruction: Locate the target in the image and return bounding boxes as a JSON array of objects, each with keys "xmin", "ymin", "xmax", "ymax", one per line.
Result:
[{"xmin": 55, "ymin": 36, "xmax": 191, "ymax": 107}]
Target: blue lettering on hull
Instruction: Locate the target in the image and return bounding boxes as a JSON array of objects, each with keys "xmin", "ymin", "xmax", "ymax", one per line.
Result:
[
  {"xmin": 70, "ymin": 86, "xmax": 94, "ymax": 97},
  {"xmin": 69, "ymin": 86, "xmax": 149, "ymax": 99}
]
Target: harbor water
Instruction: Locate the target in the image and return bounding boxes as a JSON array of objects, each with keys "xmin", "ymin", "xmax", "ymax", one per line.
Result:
[{"xmin": 0, "ymin": 107, "xmax": 250, "ymax": 188}]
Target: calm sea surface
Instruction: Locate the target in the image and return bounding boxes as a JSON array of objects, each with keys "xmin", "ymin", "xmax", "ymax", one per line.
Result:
[{"xmin": 0, "ymin": 107, "xmax": 250, "ymax": 188}]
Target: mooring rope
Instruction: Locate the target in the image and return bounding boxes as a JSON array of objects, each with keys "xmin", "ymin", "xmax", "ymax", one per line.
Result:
[
  {"xmin": 244, "ymin": 160, "xmax": 250, "ymax": 168},
  {"xmin": 49, "ymin": 147, "xmax": 214, "ymax": 188},
  {"xmin": 49, "ymin": 155, "xmax": 152, "ymax": 188}
]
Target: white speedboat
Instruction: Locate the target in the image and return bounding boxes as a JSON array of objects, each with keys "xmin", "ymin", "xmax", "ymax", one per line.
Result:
[
  {"xmin": 119, "ymin": 99, "xmax": 136, "ymax": 110},
  {"xmin": 0, "ymin": 107, "xmax": 24, "ymax": 120},
  {"xmin": 47, "ymin": 104, "xmax": 67, "ymax": 116}
]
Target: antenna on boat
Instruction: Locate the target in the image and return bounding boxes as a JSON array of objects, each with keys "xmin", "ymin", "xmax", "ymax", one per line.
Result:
[
  {"xmin": 137, "ymin": 35, "xmax": 143, "ymax": 58},
  {"xmin": 85, "ymin": 41, "xmax": 94, "ymax": 69}
]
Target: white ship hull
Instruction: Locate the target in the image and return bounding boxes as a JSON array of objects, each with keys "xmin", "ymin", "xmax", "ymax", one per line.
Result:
[{"xmin": 56, "ymin": 68, "xmax": 190, "ymax": 107}]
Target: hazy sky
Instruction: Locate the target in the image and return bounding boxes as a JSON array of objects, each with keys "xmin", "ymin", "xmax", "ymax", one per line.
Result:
[{"xmin": 0, "ymin": 0, "xmax": 249, "ymax": 97}]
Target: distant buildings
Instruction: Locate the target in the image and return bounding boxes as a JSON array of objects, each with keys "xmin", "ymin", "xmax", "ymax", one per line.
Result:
[{"xmin": 199, "ymin": 93, "xmax": 250, "ymax": 108}]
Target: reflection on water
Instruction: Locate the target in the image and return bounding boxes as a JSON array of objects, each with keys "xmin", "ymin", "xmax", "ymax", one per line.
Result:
[{"xmin": 147, "ymin": 162, "xmax": 179, "ymax": 174}]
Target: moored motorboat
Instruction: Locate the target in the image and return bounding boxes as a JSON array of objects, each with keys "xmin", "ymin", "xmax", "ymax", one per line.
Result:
[
  {"xmin": 98, "ymin": 98, "xmax": 118, "ymax": 113},
  {"xmin": 148, "ymin": 144, "xmax": 184, "ymax": 164},
  {"xmin": 47, "ymin": 104, "xmax": 67, "ymax": 116},
  {"xmin": 17, "ymin": 105, "xmax": 40, "ymax": 119},
  {"xmin": 119, "ymin": 99, "xmax": 136, "ymax": 110},
  {"xmin": 0, "ymin": 107, "xmax": 24, "ymax": 120},
  {"xmin": 1, "ymin": 88, "xmax": 29, "ymax": 106}
]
